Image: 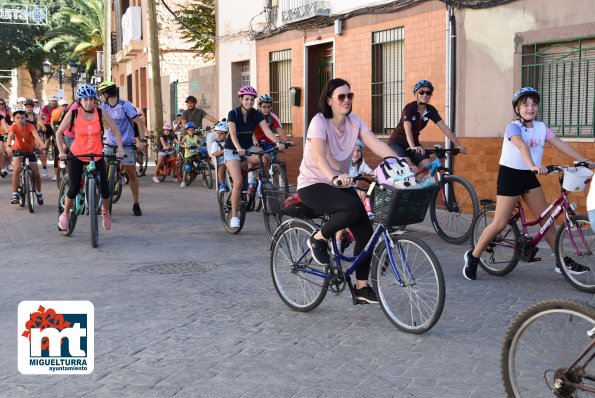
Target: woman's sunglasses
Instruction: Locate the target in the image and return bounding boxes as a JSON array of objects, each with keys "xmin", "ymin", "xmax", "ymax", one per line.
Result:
[
  {"xmin": 417, "ymin": 90, "xmax": 433, "ymax": 96},
  {"xmin": 336, "ymin": 93, "xmax": 354, "ymax": 102}
]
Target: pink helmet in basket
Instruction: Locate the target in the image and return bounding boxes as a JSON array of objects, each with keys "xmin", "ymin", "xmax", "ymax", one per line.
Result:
[{"xmin": 374, "ymin": 157, "xmax": 417, "ymax": 189}]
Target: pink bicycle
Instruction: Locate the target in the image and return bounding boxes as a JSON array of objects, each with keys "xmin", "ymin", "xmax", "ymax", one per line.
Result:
[{"xmin": 471, "ymin": 162, "xmax": 595, "ymax": 293}]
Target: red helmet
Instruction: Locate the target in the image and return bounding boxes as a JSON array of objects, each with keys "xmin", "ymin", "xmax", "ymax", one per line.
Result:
[{"xmin": 237, "ymin": 86, "xmax": 257, "ymax": 97}]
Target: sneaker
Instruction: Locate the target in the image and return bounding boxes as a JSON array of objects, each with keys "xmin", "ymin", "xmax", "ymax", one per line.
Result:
[
  {"xmin": 51, "ymin": 175, "xmax": 56, "ymax": 181},
  {"xmin": 354, "ymin": 285, "xmax": 379, "ymax": 304},
  {"xmin": 42, "ymin": 168, "xmax": 48, "ymax": 177},
  {"xmin": 133, "ymin": 203, "xmax": 142, "ymax": 216},
  {"xmin": 555, "ymin": 256, "xmax": 590, "ymax": 275},
  {"xmin": 230, "ymin": 216, "xmax": 241, "ymax": 228},
  {"xmin": 463, "ymin": 250, "xmax": 479, "ymax": 281},
  {"xmin": 36, "ymin": 193, "xmax": 43, "ymax": 205},
  {"xmin": 152, "ymin": 176, "xmax": 160, "ymax": 183},
  {"xmin": 7, "ymin": 164, "xmax": 13, "ymax": 171},
  {"xmin": 180, "ymin": 182, "xmax": 186, "ymax": 187},
  {"xmin": 0, "ymin": 168, "xmax": 6, "ymax": 178},
  {"xmin": 102, "ymin": 212, "xmax": 111, "ymax": 231},
  {"xmin": 10, "ymin": 193, "xmax": 19, "ymax": 204},
  {"xmin": 58, "ymin": 212, "xmax": 69, "ymax": 231},
  {"xmin": 218, "ymin": 183, "xmax": 228, "ymax": 193},
  {"xmin": 307, "ymin": 233, "xmax": 330, "ymax": 265}
]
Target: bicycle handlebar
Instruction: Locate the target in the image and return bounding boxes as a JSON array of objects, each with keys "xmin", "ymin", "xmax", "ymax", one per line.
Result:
[
  {"xmin": 533, "ymin": 161, "xmax": 593, "ymax": 174},
  {"xmin": 69, "ymin": 153, "xmax": 118, "ymax": 160},
  {"xmin": 240, "ymin": 142, "xmax": 294, "ymax": 157},
  {"xmin": 12, "ymin": 149, "xmax": 44, "ymax": 156},
  {"xmin": 423, "ymin": 145, "xmax": 461, "ymax": 157}
]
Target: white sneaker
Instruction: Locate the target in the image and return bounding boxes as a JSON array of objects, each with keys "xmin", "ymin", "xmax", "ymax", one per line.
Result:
[
  {"xmin": 180, "ymin": 182, "xmax": 186, "ymax": 187},
  {"xmin": 51, "ymin": 176, "xmax": 56, "ymax": 181},
  {"xmin": 7, "ymin": 164, "xmax": 13, "ymax": 171},
  {"xmin": 153, "ymin": 176, "xmax": 160, "ymax": 183},
  {"xmin": 230, "ymin": 217, "xmax": 240, "ymax": 228},
  {"xmin": 42, "ymin": 168, "xmax": 48, "ymax": 177}
]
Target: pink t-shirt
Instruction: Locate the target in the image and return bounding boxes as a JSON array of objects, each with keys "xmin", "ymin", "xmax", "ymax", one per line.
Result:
[{"xmin": 297, "ymin": 113, "xmax": 368, "ymax": 189}]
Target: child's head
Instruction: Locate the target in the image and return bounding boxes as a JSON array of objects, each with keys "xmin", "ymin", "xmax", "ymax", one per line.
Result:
[
  {"xmin": 352, "ymin": 139, "xmax": 364, "ymax": 162},
  {"xmin": 185, "ymin": 122, "xmax": 197, "ymax": 136},
  {"xmin": 512, "ymin": 87, "xmax": 540, "ymax": 121},
  {"xmin": 258, "ymin": 94, "xmax": 273, "ymax": 115},
  {"xmin": 214, "ymin": 121, "xmax": 228, "ymax": 140},
  {"xmin": 163, "ymin": 123, "xmax": 173, "ymax": 135}
]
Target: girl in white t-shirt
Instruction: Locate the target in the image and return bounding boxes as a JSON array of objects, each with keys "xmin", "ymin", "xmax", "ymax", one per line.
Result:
[
  {"xmin": 464, "ymin": 87, "xmax": 593, "ymax": 281},
  {"xmin": 588, "ymin": 186, "xmax": 595, "ymax": 233}
]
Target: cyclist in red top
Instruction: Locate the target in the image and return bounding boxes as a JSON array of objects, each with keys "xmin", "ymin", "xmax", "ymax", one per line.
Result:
[
  {"xmin": 5, "ymin": 106, "xmax": 46, "ymax": 204},
  {"xmin": 55, "ymin": 85, "xmax": 124, "ymax": 231}
]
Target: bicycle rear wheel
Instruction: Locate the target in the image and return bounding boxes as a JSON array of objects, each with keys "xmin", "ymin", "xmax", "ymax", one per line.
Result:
[
  {"xmin": 472, "ymin": 205, "xmax": 520, "ymax": 276},
  {"xmin": 136, "ymin": 148, "xmax": 148, "ymax": 176},
  {"xmin": 429, "ymin": 175, "xmax": 479, "ymax": 245},
  {"xmin": 87, "ymin": 177, "xmax": 99, "ymax": 248},
  {"xmin": 555, "ymin": 215, "xmax": 595, "ymax": 293},
  {"xmin": 112, "ymin": 171, "xmax": 123, "ymax": 204},
  {"xmin": 25, "ymin": 169, "xmax": 35, "ymax": 213},
  {"xmin": 107, "ymin": 162, "xmax": 117, "ymax": 214},
  {"xmin": 371, "ymin": 232, "xmax": 445, "ymax": 333},
  {"xmin": 201, "ymin": 165, "xmax": 213, "ymax": 189},
  {"xmin": 58, "ymin": 175, "xmax": 77, "ymax": 236},
  {"xmin": 501, "ymin": 300, "xmax": 595, "ymax": 398},
  {"xmin": 270, "ymin": 219, "xmax": 329, "ymax": 311}
]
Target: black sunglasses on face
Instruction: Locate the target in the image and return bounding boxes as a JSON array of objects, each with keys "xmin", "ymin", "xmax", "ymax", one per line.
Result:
[
  {"xmin": 417, "ymin": 90, "xmax": 433, "ymax": 96},
  {"xmin": 336, "ymin": 93, "xmax": 354, "ymax": 101}
]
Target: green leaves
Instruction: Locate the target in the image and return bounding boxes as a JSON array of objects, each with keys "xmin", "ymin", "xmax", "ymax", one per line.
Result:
[{"xmin": 176, "ymin": 0, "xmax": 216, "ymax": 61}]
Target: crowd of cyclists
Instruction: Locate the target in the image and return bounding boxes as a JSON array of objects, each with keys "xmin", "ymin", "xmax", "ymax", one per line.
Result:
[{"xmin": 2, "ymin": 77, "xmax": 594, "ymax": 291}]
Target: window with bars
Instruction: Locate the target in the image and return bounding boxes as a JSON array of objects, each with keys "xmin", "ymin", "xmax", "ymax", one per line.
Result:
[
  {"xmin": 269, "ymin": 49, "xmax": 293, "ymax": 135},
  {"xmin": 522, "ymin": 38, "xmax": 595, "ymax": 137},
  {"xmin": 231, "ymin": 61, "xmax": 251, "ymax": 106},
  {"xmin": 372, "ymin": 27, "xmax": 405, "ymax": 135}
]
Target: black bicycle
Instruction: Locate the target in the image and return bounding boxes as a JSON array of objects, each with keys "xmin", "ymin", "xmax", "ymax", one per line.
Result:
[{"xmin": 13, "ymin": 150, "xmax": 41, "ymax": 213}]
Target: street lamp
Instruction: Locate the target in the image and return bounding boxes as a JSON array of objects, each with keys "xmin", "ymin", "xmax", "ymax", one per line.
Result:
[
  {"xmin": 69, "ymin": 60, "xmax": 78, "ymax": 99},
  {"xmin": 41, "ymin": 59, "xmax": 80, "ymax": 100}
]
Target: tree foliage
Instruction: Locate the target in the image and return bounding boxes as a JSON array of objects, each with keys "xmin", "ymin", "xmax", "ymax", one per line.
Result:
[
  {"xmin": 43, "ymin": 0, "xmax": 104, "ymax": 74},
  {"xmin": 176, "ymin": 0, "xmax": 216, "ymax": 61}
]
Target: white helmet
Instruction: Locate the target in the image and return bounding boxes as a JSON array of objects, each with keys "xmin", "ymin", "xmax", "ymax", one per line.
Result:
[
  {"xmin": 11, "ymin": 105, "xmax": 26, "ymax": 116},
  {"xmin": 33, "ymin": 98, "xmax": 39, "ymax": 103},
  {"xmin": 17, "ymin": 96, "xmax": 26, "ymax": 103},
  {"xmin": 48, "ymin": 95, "xmax": 59, "ymax": 101},
  {"xmin": 58, "ymin": 99, "xmax": 68, "ymax": 106}
]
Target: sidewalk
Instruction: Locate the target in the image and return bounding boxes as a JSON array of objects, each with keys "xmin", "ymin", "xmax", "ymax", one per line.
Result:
[{"xmin": 0, "ymin": 170, "xmax": 593, "ymax": 397}]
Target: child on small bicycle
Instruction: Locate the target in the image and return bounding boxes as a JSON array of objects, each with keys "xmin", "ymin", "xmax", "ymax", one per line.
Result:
[
  {"xmin": 5, "ymin": 106, "xmax": 46, "ymax": 205},
  {"xmin": 153, "ymin": 124, "xmax": 179, "ymax": 183},
  {"xmin": 180, "ymin": 122, "xmax": 200, "ymax": 187},
  {"xmin": 463, "ymin": 87, "xmax": 594, "ymax": 281},
  {"xmin": 211, "ymin": 121, "xmax": 228, "ymax": 192}
]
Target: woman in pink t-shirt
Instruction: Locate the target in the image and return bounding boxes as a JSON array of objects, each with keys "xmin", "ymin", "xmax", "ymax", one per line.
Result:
[{"xmin": 297, "ymin": 78, "xmax": 399, "ymax": 304}]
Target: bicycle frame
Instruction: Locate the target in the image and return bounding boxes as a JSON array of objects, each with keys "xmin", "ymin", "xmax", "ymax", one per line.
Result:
[
  {"xmin": 556, "ymin": 337, "xmax": 595, "ymax": 394},
  {"xmin": 294, "ymin": 223, "xmax": 414, "ymax": 286}
]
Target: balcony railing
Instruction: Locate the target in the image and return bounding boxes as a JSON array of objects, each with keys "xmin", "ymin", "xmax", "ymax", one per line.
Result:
[{"xmin": 282, "ymin": 0, "xmax": 330, "ymax": 24}]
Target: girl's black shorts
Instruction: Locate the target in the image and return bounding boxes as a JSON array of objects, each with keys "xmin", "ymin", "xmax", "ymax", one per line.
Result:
[{"xmin": 497, "ymin": 165, "xmax": 541, "ymax": 196}]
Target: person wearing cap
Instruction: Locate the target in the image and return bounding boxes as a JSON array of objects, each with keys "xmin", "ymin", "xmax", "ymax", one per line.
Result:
[
  {"xmin": 32, "ymin": 99, "xmax": 41, "ymax": 116},
  {"xmin": 181, "ymin": 95, "xmax": 218, "ymax": 130},
  {"xmin": 16, "ymin": 97, "xmax": 26, "ymax": 107}
]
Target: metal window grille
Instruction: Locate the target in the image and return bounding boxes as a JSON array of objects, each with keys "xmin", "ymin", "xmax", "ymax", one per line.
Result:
[
  {"xmin": 240, "ymin": 61, "xmax": 250, "ymax": 87},
  {"xmin": 522, "ymin": 38, "xmax": 595, "ymax": 137},
  {"xmin": 269, "ymin": 49, "xmax": 293, "ymax": 135},
  {"xmin": 372, "ymin": 27, "xmax": 405, "ymax": 135}
]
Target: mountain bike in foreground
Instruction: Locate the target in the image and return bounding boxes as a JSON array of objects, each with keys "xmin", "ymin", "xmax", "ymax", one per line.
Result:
[{"xmin": 501, "ymin": 300, "xmax": 595, "ymax": 397}]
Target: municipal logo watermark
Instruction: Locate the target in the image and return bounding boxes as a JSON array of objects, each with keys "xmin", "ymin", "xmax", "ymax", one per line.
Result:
[{"xmin": 18, "ymin": 301, "xmax": 94, "ymax": 374}]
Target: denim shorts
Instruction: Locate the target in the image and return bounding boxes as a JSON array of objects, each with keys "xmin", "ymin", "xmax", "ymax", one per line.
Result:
[
  {"xmin": 104, "ymin": 145, "xmax": 136, "ymax": 166},
  {"xmin": 64, "ymin": 135, "xmax": 74, "ymax": 149},
  {"xmin": 224, "ymin": 146, "xmax": 258, "ymax": 162},
  {"xmin": 589, "ymin": 210, "xmax": 595, "ymax": 233}
]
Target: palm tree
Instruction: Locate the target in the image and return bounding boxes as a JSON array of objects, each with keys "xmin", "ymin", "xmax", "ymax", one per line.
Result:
[{"xmin": 43, "ymin": 0, "xmax": 104, "ymax": 74}]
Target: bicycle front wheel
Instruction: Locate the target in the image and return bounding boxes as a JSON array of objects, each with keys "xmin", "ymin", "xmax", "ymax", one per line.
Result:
[
  {"xmin": 201, "ymin": 166, "xmax": 213, "ymax": 189},
  {"xmin": 430, "ymin": 175, "xmax": 479, "ymax": 245},
  {"xmin": 87, "ymin": 177, "xmax": 99, "ymax": 248},
  {"xmin": 270, "ymin": 219, "xmax": 329, "ymax": 312},
  {"xmin": 501, "ymin": 300, "xmax": 595, "ymax": 398},
  {"xmin": 371, "ymin": 232, "xmax": 445, "ymax": 333},
  {"xmin": 24, "ymin": 169, "xmax": 35, "ymax": 213},
  {"xmin": 136, "ymin": 148, "xmax": 148, "ymax": 176},
  {"xmin": 218, "ymin": 191, "xmax": 246, "ymax": 234},
  {"xmin": 472, "ymin": 205, "xmax": 520, "ymax": 276},
  {"xmin": 107, "ymin": 162, "xmax": 117, "ymax": 214},
  {"xmin": 555, "ymin": 215, "xmax": 595, "ymax": 293}
]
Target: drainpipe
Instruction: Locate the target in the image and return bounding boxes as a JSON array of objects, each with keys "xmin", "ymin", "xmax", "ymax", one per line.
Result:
[{"xmin": 445, "ymin": 6, "xmax": 457, "ymax": 173}]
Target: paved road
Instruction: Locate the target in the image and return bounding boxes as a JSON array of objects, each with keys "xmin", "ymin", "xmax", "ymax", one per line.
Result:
[{"xmin": 0, "ymin": 168, "xmax": 593, "ymax": 397}]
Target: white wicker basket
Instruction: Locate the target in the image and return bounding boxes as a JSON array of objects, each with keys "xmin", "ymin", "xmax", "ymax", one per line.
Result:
[{"xmin": 562, "ymin": 166, "xmax": 593, "ymax": 192}]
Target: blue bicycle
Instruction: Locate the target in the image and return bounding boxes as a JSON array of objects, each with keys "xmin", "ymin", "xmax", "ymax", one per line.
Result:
[
  {"xmin": 58, "ymin": 153, "xmax": 115, "ymax": 248},
  {"xmin": 270, "ymin": 176, "xmax": 445, "ymax": 333}
]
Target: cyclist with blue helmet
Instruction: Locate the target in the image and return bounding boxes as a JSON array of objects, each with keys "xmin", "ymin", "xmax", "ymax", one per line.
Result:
[
  {"xmin": 55, "ymin": 84, "xmax": 124, "ymax": 231},
  {"xmin": 463, "ymin": 87, "xmax": 593, "ymax": 281},
  {"xmin": 180, "ymin": 122, "xmax": 200, "ymax": 187},
  {"xmin": 389, "ymin": 80, "xmax": 466, "ymax": 171}
]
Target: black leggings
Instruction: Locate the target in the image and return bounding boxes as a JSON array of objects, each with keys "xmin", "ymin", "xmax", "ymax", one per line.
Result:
[
  {"xmin": 298, "ymin": 184, "xmax": 373, "ymax": 280},
  {"xmin": 66, "ymin": 156, "xmax": 110, "ymax": 200}
]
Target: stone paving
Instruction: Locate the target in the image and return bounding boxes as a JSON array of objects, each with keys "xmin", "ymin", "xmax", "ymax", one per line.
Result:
[{"xmin": 0, "ymin": 168, "xmax": 593, "ymax": 397}]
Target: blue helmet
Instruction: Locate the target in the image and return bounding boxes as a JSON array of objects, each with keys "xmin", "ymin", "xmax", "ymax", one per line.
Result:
[
  {"xmin": 512, "ymin": 87, "xmax": 540, "ymax": 109},
  {"xmin": 413, "ymin": 80, "xmax": 434, "ymax": 94},
  {"xmin": 185, "ymin": 122, "xmax": 197, "ymax": 130},
  {"xmin": 76, "ymin": 84, "xmax": 97, "ymax": 99},
  {"xmin": 355, "ymin": 139, "xmax": 364, "ymax": 149}
]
